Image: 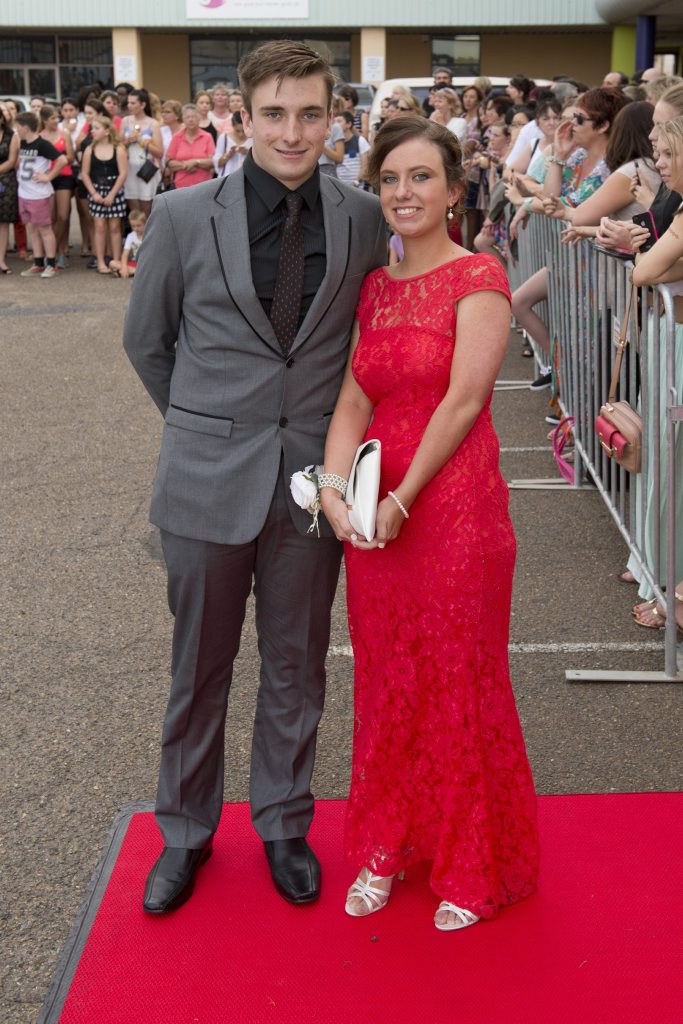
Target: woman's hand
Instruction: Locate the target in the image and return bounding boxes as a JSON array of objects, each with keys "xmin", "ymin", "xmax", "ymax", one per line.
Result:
[
  {"xmin": 504, "ymin": 181, "xmax": 525, "ymax": 207},
  {"xmin": 552, "ymin": 120, "xmax": 575, "ymax": 161},
  {"xmin": 373, "ymin": 496, "xmax": 408, "ymax": 546},
  {"xmin": 596, "ymin": 216, "xmax": 649, "ymax": 252},
  {"xmin": 102, "ymin": 192, "xmax": 114, "ymax": 207},
  {"xmin": 595, "ymin": 216, "xmax": 632, "ymax": 250},
  {"xmin": 542, "ymin": 194, "xmax": 568, "ymax": 219},
  {"xmin": 561, "ymin": 224, "xmax": 593, "ymax": 245},
  {"xmin": 509, "ymin": 206, "xmax": 529, "ymax": 241},
  {"xmin": 320, "ymin": 492, "xmax": 359, "ymax": 545},
  {"xmin": 625, "ymin": 221, "xmax": 652, "ymax": 253},
  {"xmin": 630, "ymin": 174, "xmax": 655, "ymax": 210}
]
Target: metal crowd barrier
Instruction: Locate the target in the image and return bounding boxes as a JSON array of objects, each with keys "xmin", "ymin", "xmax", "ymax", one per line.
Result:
[{"xmin": 511, "ymin": 213, "xmax": 682, "ymax": 683}]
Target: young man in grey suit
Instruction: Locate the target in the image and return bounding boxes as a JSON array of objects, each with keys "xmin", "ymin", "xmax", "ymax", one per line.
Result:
[{"xmin": 123, "ymin": 41, "xmax": 386, "ymax": 913}]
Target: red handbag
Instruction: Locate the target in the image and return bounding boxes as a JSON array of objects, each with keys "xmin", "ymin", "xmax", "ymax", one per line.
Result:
[{"xmin": 594, "ymin": 283, "xmax": 642, "ymax": 473}]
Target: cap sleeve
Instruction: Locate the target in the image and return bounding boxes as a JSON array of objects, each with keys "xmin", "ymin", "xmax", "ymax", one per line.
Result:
[{"xmin": 450, "ymin": 254, "xmax": 511, "ymax": 305}]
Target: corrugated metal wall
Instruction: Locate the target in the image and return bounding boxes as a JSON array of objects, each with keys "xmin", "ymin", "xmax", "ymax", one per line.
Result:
[{"xmin": 0, "ymin": 0, "xmax": 606, "ymax": 30}]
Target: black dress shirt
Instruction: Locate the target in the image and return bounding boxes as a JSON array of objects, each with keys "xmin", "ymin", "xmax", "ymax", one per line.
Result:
[{"xmin": 243, "ymin": 152, "xmax": 327, "ymax": 328}]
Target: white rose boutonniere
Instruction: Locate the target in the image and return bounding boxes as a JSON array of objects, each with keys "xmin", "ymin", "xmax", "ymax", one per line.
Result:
[{"xmin": 290, "ymin": 464, "xmax": 323, "ymax": 535}]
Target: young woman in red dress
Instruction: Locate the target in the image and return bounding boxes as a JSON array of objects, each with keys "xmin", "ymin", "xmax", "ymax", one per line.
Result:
[{"xmin": 321, "ymin": 117, "xmax": 540, "ymax": 932}]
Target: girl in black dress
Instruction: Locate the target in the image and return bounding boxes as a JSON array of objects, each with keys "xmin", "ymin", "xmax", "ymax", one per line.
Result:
[{"xmin": 81, "ymin": 116, "xmax": 128, "ymax": 274}]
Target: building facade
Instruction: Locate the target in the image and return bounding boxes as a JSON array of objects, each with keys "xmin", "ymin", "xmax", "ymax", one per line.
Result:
[{"xmin": 1, "ymin": 1, "xmax": 681, "ymax": 103}]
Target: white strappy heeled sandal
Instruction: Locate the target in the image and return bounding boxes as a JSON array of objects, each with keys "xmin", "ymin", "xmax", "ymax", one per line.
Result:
[
  {"xmin": 345, "ymin": 868, "xmax": 403, "ymax": 917},
  {"xmin": 434, "ymin": 900, "xmax": 481, "ymax": 932}
]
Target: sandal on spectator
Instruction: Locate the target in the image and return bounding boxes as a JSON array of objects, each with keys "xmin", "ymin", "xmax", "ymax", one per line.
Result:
[{"xmin": 632, "ymin": 592, "xmax": 683, "ymax": 630}]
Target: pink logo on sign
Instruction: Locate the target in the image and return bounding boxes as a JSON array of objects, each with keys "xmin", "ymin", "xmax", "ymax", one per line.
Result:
[{"xmin": 202, "ymin": 0, "xmax": 226, "ymax": 7}]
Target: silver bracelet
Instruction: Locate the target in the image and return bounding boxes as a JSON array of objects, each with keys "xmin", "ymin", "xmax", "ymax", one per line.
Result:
[
  {"xmin": 547, "ymin": 155, "xmax": 566, "ymax": 167},
  {"xmin": 318, "ymin": 473, "xmax": 347, "ymax": 497},
  {"xmin": 387, "ymin": 491, "xmax": 409, "ymax": 519}
]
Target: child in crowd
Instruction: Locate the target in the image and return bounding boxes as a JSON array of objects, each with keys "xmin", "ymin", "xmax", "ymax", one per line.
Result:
[
  {"xmin": 335, "ymin": 110, "xmax": 370, "ymax": 187},
  {"xmin": 80, "ymin": 115, "xmax": 127, "ymax": 274},
  {"xmin": 109, "ymin": 209, "xmax": 146, "ymax": 278},
  {"xmin": 15, "ymin": 111, "xmax": 67, "ymax": 278}
]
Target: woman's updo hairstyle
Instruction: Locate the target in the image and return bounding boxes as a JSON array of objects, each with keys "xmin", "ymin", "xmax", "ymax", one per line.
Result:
[
  {"xmin": 129, "ymin": 88, "xmax": 153, "ymax": 117},
  {"xmin": 366, "ymin": 116, "xmax": 467, "ymax": 215}
]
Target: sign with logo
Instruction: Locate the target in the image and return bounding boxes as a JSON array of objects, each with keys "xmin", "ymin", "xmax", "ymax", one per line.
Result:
[{"xmin": 187, "ymin": 0, "xmax": 309, "ymax": 17}]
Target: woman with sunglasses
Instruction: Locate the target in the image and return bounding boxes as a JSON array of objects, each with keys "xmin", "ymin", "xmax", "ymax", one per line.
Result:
[
  {"xmin": 553, "ymin": 102, "xmax": 661, "ymax": 244},
  {"xmin": 541, "ymin": 89, "xmax": 628, "ymax": 216},
  {"xmin": 394, "ymin": 93, "xmax": 424, "ymax": 118}
]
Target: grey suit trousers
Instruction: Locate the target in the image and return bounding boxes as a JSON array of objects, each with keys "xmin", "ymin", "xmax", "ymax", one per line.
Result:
[{"xmin": 156, "ymin": 469, "xmax": 342, "ymax": 848}]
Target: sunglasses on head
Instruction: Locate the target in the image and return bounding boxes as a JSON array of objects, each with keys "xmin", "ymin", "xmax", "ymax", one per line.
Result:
[
  {"xmin": 397, "ymin": 105, "xmax": 411, "ymax": 112},
  {"xmin": 572, "ymin": 113, "xmax": 594, "ymax": 125}
]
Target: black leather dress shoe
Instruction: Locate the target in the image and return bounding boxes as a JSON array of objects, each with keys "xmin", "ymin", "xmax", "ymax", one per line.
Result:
[
  {"xmin": 264, "ymin": 838, "xmax": 321, "ymax": 904},
  {"xmin": 142, "ymin": 843, "xmax": 213, "ymax": 914}
]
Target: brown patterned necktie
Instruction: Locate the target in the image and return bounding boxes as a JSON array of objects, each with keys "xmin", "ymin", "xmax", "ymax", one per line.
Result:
[{"xmin": 270, "ymin": 192, "xmax": 304, "ymax": 356}]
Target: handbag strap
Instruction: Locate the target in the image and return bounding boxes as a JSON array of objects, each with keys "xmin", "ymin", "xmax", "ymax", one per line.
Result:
[{"xmin": 608, "ymin": 282, "xmax": 638, "ymax": 403}]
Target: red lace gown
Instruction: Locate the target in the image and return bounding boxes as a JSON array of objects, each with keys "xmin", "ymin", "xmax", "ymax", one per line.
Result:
[{"xmin": 344, "ymin": 254, "xmax": 540, "ymax": 919}]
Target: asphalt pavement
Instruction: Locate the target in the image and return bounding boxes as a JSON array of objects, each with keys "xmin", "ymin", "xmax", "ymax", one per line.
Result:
[{"xmin": 1, "ymin": 252, "xmax": 680, "ymax": 1023}]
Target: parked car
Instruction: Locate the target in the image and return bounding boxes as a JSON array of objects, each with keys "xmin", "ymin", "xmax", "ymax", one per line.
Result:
[
  {"xmin": 1, "ymin": 94, "xmax": 59, "ymax": 113},
  {"xmin": 368, "ymin": 76, "xmax": 550, "ymax": 124},
  {"xmin": 333, "ymin": 82, "xmax": 376, "ymax": 114}
]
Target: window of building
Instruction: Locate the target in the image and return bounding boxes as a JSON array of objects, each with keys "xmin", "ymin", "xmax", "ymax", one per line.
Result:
[
  {"xmin": 190, "ymin": 35, "xmax": 351, "ymax": 95},
  {"xmin": 654, "ymin": 53, "xmax": 678, "ymax": 76},
  {"xmin": 0, "ymin": 37, "xmax": 55, "ymax": 65},
  {"xmin": 0, "ymin": 34, "xmax": 113, "ymax": 102},
  {"xmin": 431, "ymin": 36, "xmax": 480, "ymax": 77}
]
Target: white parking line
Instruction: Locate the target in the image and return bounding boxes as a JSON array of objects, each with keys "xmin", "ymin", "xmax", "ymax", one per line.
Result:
[
  {"xmin": 329, "ymin": 641, "xmax": 664, "ymax": 658},
  {"xmin": 500, "ymin": 446, "xmax": 551, "ymax": 453}
]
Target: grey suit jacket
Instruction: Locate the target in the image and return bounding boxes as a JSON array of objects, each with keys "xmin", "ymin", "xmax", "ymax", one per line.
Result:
[{"xmin": 123, "ymin": 171, "xmax": 387, "ymax": 544}]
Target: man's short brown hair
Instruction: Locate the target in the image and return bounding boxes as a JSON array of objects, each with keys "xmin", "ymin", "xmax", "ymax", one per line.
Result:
[{"xmin": 238, "ymin": 40, "xmax": 336, "ymax": 114}]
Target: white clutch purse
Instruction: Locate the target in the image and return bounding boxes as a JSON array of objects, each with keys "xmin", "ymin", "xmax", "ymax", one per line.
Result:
[{"xmin": 346, "ymin": 439, "xmax": 381, "ymax": 540}]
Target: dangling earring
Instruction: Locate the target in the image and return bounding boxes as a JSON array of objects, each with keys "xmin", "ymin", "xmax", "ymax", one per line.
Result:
[{"xmin": 447, "ymin": 205, "xmax": 455, "ymax": 221}]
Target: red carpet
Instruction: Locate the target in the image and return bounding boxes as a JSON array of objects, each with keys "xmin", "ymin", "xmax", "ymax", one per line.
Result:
[{"xmin": 44, "ymin": 795, "xmax": 681, "ymax": 1024}]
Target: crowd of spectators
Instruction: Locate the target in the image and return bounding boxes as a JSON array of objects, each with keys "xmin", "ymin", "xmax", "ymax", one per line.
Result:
[
  {"xmin": 2, "ymin": 65, "xmax": 679, "ymax": 281},
  {"xmin": 0, "ymin": 81, "xmax": 249, "ymax": 276},
  {"xmin": 0, "ymin": 62, "xmax": 682, "ymax": 630}
]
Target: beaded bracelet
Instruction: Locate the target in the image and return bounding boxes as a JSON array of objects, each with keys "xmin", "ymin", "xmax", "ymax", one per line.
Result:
[
  {"xmin": 387, "ymin": 491, "xmax": 409, "ymax": 519},
  {"xmin": 318, "ymin": 473, "xmax": 347, "ymax": 497}
]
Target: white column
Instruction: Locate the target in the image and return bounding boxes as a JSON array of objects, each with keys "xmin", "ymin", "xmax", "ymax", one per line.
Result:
[
  {"xmin": 360, "ymin": 28, "xmax": 386, "ymax": 86},
  {"xmin": 112, "ymin": 29, "xmax": 143, "ymax": 88}
]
